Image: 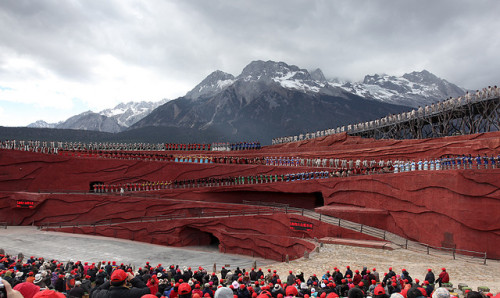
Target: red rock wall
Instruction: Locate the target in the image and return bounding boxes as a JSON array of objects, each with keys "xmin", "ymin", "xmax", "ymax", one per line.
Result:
[
  {"xmin": 0, "ymin": 192, "xmax": 381, "ymax": 261},
  {"xmin": 1, "ymin": 132, "xmax": 499, "ymax": 259}
]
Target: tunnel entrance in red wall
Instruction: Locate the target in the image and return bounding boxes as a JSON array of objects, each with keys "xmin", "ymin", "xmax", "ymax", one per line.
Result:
[{"xmin": 180, "ymin": 227, "xmax": 220, "ymax": 248}]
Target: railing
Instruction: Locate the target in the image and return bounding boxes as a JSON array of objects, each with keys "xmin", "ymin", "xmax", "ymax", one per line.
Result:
[
  {"xmin": 284, "ymin": 207, "xmax": 488, "ymax": 264},
  {"xmin": 38, "ymin": 208, "xmax": 285, "ymax": 230}
]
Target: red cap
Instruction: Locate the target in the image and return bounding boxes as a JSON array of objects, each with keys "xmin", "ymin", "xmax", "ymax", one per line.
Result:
[
  {"xmin": 441, "ymin": 268, "xmax": 446, "ymax": 271},
  {"xmin": 110, "ymin": 269, "xmax": 127, "ymax": 282},
  {"xmin": 32, "ymin": 290, "xmax": 66, "ymax": 297},
  {"xmin": 374, "ymin": 286, "xmax": 385, "ymax": 295},
  {"xmin": 428, "ymin": 269, "xmax": 432, "ymax": 272},
  {"xmin": 326, "ymin": 293, "xmax": 339, "ymax": 298},
  {"xmin": 179, "ymin": 283, "xmax": 191, "ymax": 295},
  {"xmin": 285, "ymin": 286, "xmax": 298, "ymax": 297},
  {"xmin": 289, "ymin": 270, "xmax": 292, "ymax": 274}
]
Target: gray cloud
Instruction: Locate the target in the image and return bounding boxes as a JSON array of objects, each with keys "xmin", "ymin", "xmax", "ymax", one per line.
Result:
[{"xmin": 1, "ymin": 0, "xmax": 499, "ymax": 96}]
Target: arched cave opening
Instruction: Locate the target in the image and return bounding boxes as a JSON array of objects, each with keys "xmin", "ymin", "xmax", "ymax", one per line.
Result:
[
  {"xmin": 180, "ymin": 227, "xmax": 220, "ymax": 249},
  {"xmin": 89, "ymin": 181, "xmax": 104, "ymax": 193},
  {"xmin": 313, "ymin": 192, "xmax": 324, "ymax": 208}
]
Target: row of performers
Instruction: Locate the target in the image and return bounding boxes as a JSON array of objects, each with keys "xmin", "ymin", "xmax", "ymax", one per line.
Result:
[{"xmin": 91, "ymin": 167, "xmax": 394, "ymax": 193}]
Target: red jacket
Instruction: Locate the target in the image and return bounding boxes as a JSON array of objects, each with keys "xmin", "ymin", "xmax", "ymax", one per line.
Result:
[{"xmin": 438, "ymin": 271, "xmax": 449, "ymax": 283}]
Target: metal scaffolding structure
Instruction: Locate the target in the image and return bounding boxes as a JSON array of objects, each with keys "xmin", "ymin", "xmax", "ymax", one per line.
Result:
[{"xmin": 349, "ymin": 95, "xmax": 500, "ymax": 139}]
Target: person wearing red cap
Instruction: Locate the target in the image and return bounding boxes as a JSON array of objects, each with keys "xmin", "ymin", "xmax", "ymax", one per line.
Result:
[
  {"xmin": 33, "ymin": 289, "xmax": 67, "ymax": 298},
  {"xmin": 353, "ymin": 270, "xmax": 361, "ymax": 286},
  {"xmin": 383, "ymin": 268, "xmax": 396, "ymax": 285},
  {"xmin": 373, "ymin": 285, "xmax": 388, "ymax": 298},
  {"xmin": 237, "ymin": 283, "xmax": 251, "ymax": 298},
  {"xmin": 436, "ymin": 268, "xmax": 449, "ymax": 287},
  {"xmin": 286, "ymin": 271, "xmax": 296, "ymax": 286},
  {"xmin": 424, "ymin": 269, "xmax": 435, "ymax": 285},
  {"xmin": 424, "ymin": 280, "xmax": 434, "ymax": 297},
  {"xmin": 345, "ymin": 267, "xmax": 353, "ymax": 281},
  {"xmin": 372, "ymin": 268, "xmax": 380, "ymax": 283},
  {"xmin": 401, "ymin": 269, "xmax": 413, "ymax": 284},
  {"xmin": 90, "ymin": 269, "xmax": 150, "ymax": 298}
]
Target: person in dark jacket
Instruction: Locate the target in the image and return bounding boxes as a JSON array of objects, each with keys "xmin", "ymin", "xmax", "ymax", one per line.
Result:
[
  {"xmin": 286, "ymin": 271, "xmax": 296, "ymax": 286},
  {"xmin": 95, "ymin": 269, "xmax": 106, "ymax": 287},
  {"xmin": 68, "ymin": 280, "xmax": 85, "ymax": 298},
  {"xmin": 54, "ymin": 274, "xmax": 65, "ymax": 293},
  {"xmin": 236, "ymin": 284, "xmax": 250, "ymax": 298},
  {"xmin": 90, "ymin": 269, "xmax": 150, "ymax": 298},
  {"xmin": 425, "ymin": 269, "xmax": 435, "ymax": 285}
]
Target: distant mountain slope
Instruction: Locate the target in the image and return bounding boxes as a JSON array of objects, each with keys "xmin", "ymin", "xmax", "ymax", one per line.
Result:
[
  {"xmin": 331, "ymin": 70, "xmax": 465, "ymax": 107},
  {"xmin": 28, "ymin": 99, "xmax": 169, "ymax": 133}
]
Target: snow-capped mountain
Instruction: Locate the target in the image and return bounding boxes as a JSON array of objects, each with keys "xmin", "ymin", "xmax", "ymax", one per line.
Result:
[
  {"xmin": 184, "ymin": 61, "xmax": 464, "ymax": 108},
  {"xmin": 99, "ymin": 100, "xmax": 169, "ymax": 127},
  {"xmin": 185, "ymin": 70, "xmax": 235, "ymax": 100},
  {"xmin": 331, "ymin": 70, "xmax": 465, "ymax": 107},
  {"xmin": 131, "ymin": 61, "xmax": 409, "ymax": 142},
  {"xmin": 27, "ymin": 120, "xmax": 59, "ymax": 129},
  {"xmin": 28, "ymin": 99, "xmax": 169, "ymax": 133}
]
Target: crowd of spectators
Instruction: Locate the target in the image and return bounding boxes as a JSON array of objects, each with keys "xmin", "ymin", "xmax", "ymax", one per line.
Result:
[{"xmin": 1, "ymin": 253, "xmax": 495, "ymax": 298}]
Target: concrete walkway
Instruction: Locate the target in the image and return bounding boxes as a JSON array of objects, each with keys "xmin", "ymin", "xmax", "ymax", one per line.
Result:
[{"xmin": 0, "ymin": 226, "xmax": 271, "ymax": 270}]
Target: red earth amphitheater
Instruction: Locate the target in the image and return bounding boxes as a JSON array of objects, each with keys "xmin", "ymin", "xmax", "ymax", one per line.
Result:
[{"xmin": 1, "ymin": 131, "xmax": 499, "ymax": 266}]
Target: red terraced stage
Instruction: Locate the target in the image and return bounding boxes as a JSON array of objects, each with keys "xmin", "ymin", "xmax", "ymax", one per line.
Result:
[{"xmin": 1, "ymin": 132, "xmax": 499, "ymax": 260}]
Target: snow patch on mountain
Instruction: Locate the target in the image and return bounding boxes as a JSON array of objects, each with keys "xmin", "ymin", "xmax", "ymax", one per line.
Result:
[{"xmin": 329, "ymin": 70, "xmax": 466, "ymax": 107}]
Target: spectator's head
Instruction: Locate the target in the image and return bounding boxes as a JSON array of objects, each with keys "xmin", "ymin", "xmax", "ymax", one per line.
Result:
[
  {"xmin": 179, "ymin": 282, "xmax": 192, "ymax": 298},
  {"xmin": 348, "ymin": 287, "xmax": 364, "ymax": 298},
  {"xmin": 13, "ymin": 282, "xmax": 41, "ymax": 298},
  {"xmin": 431, "ymin": 288, "xmax": 450, "ymax": 298},
  {"xmin": 215, "ymin": 287, "xmax": 234, "ymax": 298},
  {"xmin": 33, "ymin": 289, "xmax": 66, "ymax": 298},
  {"xmin": 374, "ymin": 286, "xmax": 389, "ymax": 298},
  {"xmin": 407, "ymin": 286, "xmax": 425, "ymax": 298},
  {"xmin": 110, "ymin": 269, "xmax": 128, "ymax": 287},
  {"xmin": 465, "ymin": 292, "xmax": 483, "ymax": 298}
]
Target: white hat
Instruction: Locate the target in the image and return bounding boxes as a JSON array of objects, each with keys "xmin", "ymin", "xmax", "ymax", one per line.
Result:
[{"xmin": 34, "ymin": 274, "xmax": 43, "ymax": 283}]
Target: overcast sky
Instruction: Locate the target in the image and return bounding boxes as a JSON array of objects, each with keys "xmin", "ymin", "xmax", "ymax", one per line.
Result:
[{"xmin": 1, "ymin": 0, "xmax": 499, "ymax": 126}]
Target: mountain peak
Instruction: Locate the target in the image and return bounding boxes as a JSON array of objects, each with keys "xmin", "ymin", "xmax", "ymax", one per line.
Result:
[
  {"xmin": 310, "ymin": 68, "xmax": 327, "ymax": 82},
  {"xmin": 238, "ymin": 60, "xmax": 307, "ymax": 81},
  {"xmin": 402, "ymin": 69, "xmax": 440, "ymax": 85},
  {"xmin": 185, "ymin": 70, "xmax": 235, "ymax": 100}
]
